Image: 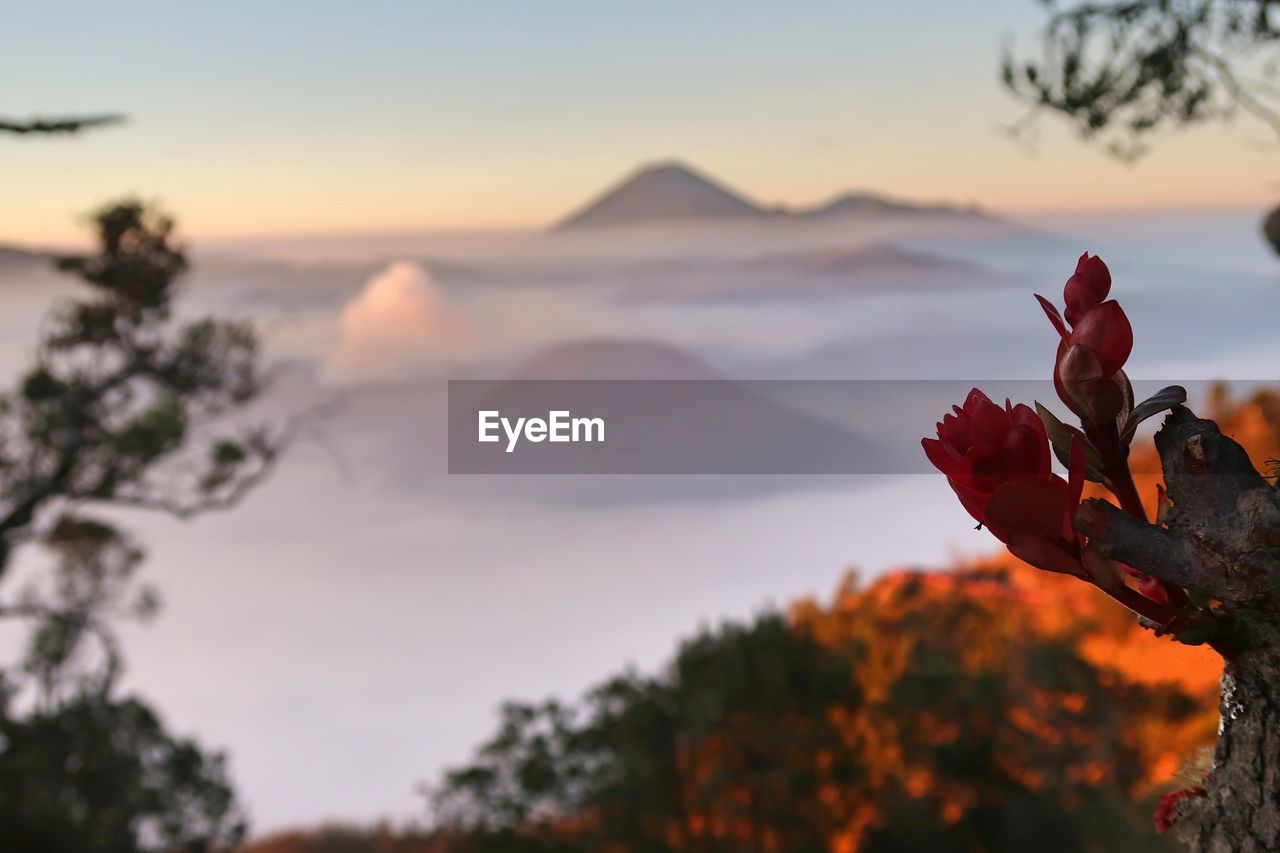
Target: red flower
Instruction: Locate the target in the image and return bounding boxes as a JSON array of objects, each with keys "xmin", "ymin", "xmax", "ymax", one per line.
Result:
[
  {"xmin": 1155, "ymin": 785, "xmax": 1207, "ymax": 833},
  {"xmin": 1036, "ymin": 253, "xmax": 1133, "ymax": 423},
  {"xmin": 922, "ymin": 389, "xmax": 1085, "ymax": 575}
]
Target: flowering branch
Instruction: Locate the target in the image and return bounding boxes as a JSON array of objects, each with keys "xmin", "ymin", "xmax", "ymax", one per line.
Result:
[
  {"xmin": 922, "ymin": 254, "xmax": 1217, "ymax": 645},
  {"xmin": 922, "ymin": 252, "xmax": 1280, "ymax": 848}
]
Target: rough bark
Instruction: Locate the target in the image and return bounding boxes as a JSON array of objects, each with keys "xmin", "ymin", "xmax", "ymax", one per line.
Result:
[
  {"xmin": 1073, "ymin": 406, "xmax": 1280, "ymax": 850},
  {"xmin": 1197, "ymin": 646, "xmax": 1280, "ymax": 852}
]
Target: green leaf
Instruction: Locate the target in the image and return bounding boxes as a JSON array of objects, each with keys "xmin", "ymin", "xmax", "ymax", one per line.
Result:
[
  {"xmin": 1114, "ymin": 369, "xmax": 1135, "ymax": 427},
  {"xmin": 212, "ymin": 440, "xmax": 247, "ymax": 467},
  {"xmin": 1185, "ymin": 588, "xmax": 1213, "ymax": 609},
  {"xmin": 21, "ymin": 368, "xmax": 65, "ymax": 402},
  {"xmin": 1081, "ymin": 377, "xmax": 1125, "ymax": 423},
  {"xmin": 1121, "ymin": 385, "xmax": 1187, "ymax": 443},
  {"xmin": 1036, "ymin": 402, "xmax": 1106, "ymax": 482}
]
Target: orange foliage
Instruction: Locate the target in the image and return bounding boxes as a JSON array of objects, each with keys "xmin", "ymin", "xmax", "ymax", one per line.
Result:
[
  {"xmin": 238, "ymin": 823, "xmax": 447, "ymax": 853},
  {"xmin": 787, "ymin": 554, "xmax": 1220, "ymax": 849}
]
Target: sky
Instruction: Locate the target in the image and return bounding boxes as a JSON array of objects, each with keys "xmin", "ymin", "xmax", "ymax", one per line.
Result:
[{"xmin": 4, "ymin": 0, "xmax": 1280, "ymax": 244}]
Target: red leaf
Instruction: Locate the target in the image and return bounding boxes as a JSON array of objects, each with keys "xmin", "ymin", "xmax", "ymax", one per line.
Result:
[
  {"xmin": 1035, "ymin": 294, "xmax": 1069, "ymax": 340},
  {"xmin": 1155, "ymin": 786, "xmax": 1207, "ymax": 833},
  {"xmin": 948, "ymin": 478, "xmax": 991, "ymax": 526}
]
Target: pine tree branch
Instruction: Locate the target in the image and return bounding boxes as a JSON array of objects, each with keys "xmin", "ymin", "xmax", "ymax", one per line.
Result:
[{"xmin": 0, "ymin": 114, "xmax": 125, "ymax": 136}]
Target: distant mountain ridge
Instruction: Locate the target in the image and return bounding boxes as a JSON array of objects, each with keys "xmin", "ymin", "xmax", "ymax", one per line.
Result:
[
  {"xmin": 555, "ymin": 161, "xmax": 990, "ymax": 230},
  {"xmin": 799, "ymin": 192, "xmax": 986, "ymax": 221},
  {"xmin": 0, "ymin": 244, "xmax": 48, "ymax": 266}
]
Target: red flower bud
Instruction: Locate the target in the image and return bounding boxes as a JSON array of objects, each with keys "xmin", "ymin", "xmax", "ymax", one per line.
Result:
[
  {"xmin": 1063, "ymin": 252, "xmax": 1111, "ymax": 326},
  {"xmin": 1040, "ymin": 256, "xmax": 1132, "ymax": 406},
  {"xmin": 1137, "ymin": 575, "xmax": 1176, "ymax": 604},
  {"xmin": 1054, "ymin": 343, "xmax": 1121, "ymax": 422},
  {"xmin": 1042, "ymin": 255, "xmax": 1133, "ymax": 426},
  {"xmin": 1067, "ymin": 300, "xmax": 1133, "ymax": 378},
  {"xmin": 1154, "ymin": 785, "xmax": 1207, "ymax": 833}
]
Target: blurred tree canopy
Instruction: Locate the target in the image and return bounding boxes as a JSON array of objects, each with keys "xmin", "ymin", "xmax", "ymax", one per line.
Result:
[
  {"xmin": 0, "ymin": 200, "xmax": 284, "ymax": 850},
  {"xmin": 239, "ymin": 824, "xmax": 444, "ymax": 853},
  {"xmin": 1004, "ymin": 2, "xmax": 1280, "ymax": 253},
  {"xmin": 0, "ymin": 694, "xmax": 244, "ymax": 850},
  {"xmin": 424, "ymin": 558, "xmax": 1221, "ymax": 852},
  {"xmin": 1004, "ymin": 0, "xmax": 1280, "ymax": 160}
]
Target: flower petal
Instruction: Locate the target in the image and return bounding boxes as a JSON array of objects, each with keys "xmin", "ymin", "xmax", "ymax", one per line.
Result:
[
  {"xmin": 948, "ymin": 478, "xmax": 991, "ymax": 525},
  {"xmin": 1011, "ymin": 403, "xmax": 1051, "ymax": 476},
  {"xmin": 967, "ymin": 395, "xmax": 1012, "ymax": 447},
  {"xmin": 1056, "ymin": 343, "xmax": 1104, "ymax": 417},
  {"xmin": 985, "ymin": 477, "xmax": 1072, "ymax": 540},
  {"xmin": 1069, "ymin": 300, "xmax": 1133, "ymax": 377},
  {"xmin": 922, "ymin": 437, "xmax": 960, "ymax": 475},
  {"xmin": 1066, "ymin": 436, "xmax": 1086, "ymax": 541},
  {"xmin": 958, "ymin": 443, "xmax": 1016, "ymax": 493},
  {"xmin": 1006, "ymin": 532, "xmax": 1083, "ymax": 575},
  {"xmin": 961, "ymin": 387, "xmax": 993, "ymax": 415},
  {"xmin": 1002, "ymin": 423, "xmax": 1047, "ymax": 479},
  {"xmin": 940, "ymin": 412, "xmax": 969, "ymax": 451}
]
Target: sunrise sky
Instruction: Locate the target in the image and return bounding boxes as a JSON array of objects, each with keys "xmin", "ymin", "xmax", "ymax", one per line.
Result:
[{"xmin": 5, "ymin": 0, "xmax": 1279, "ymax": 245}]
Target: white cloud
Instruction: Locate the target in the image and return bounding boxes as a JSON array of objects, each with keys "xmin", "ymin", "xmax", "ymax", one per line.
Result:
[{"xmin": 325, "ymin": 262, "xmax": 471, "ymax": 381}]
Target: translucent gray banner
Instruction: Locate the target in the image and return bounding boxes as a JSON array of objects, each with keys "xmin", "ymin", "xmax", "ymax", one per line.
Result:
[{"xmin": 447, "ymin": 379, "xmax": 1259, "ymax": 475}]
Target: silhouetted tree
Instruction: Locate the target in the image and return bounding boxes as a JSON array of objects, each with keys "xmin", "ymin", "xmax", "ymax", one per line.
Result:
[
  {"xmin": 0, "ymin": 199, "xmax": 284, "ymax": 849},
  {"xmin": 1004, "ymin": 1, "xmax": 1280, "ymax": 160},
  {"xmin": 0, "ymin": 199, "xmax": 281, "ymax": 693},
  {"xmin": 1003, "ymin": 1, "xmax": 1280, "ymax": 251},
  {"xmin": 0, "ymin": 693, "xmax": 245, "ymax": 851}
]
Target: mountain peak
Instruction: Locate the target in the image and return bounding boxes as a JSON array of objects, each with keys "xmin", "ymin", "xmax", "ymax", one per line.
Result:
[
  {"xmin": 633, "ymin": 160, "xmax": 703, "ymax": 177},
  {"xmin": 553, "ymin": 161, "xmax": 994, "ymax": 230},
  {"xmin": 804, "ymin": 190, "xmax": 988, "ymax": 221},
  {"xmin": 555, "ymin": 161, "xmax": 763, "ymax": 230}
]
